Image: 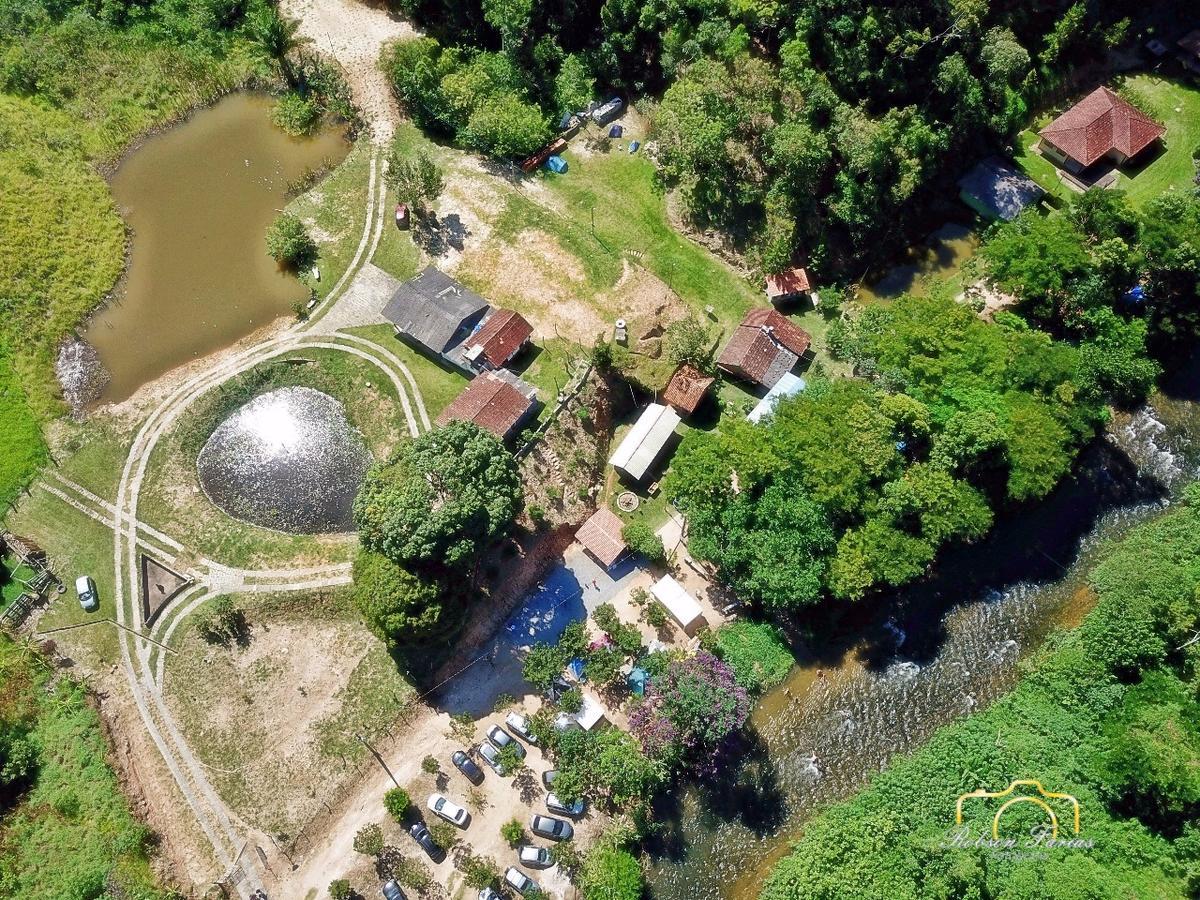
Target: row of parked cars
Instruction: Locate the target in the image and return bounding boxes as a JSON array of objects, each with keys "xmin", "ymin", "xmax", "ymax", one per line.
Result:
[{"xmin": 381, "ymin": 713, "xmax": 588, "ymax": 899}]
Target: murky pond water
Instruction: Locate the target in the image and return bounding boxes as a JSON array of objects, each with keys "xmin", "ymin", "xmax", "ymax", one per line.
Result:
[
  {"xmin": 856, "ymin": 222, "xmax": 980, "ymax": 303},
  {"xmin": 197, "ymin": 387, "xmax": 371, "ymax": 533},
  {"xmin": 646, "ymin": 362, "xmax": 1200, "ymax": 900},
  {"xmin": 85, "ymin": 93, "xmax": 347, "ymax": 403}
]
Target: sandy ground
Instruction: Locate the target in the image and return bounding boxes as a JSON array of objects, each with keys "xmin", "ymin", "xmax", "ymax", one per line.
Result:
[{"xmin": 280, "ymin": 0, "xmax": 416, "ymax": 142}]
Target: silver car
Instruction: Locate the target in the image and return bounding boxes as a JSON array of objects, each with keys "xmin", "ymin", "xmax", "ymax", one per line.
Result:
[
  {"xmin": 505, "ymin": 711, "xmax": 538, "ymax": 744},
  {"xmin": 518, "ymin": 844, "xmax": 553, "ymax": 868},
  {"xmin": 504, "ymin": 866, "xmax": 539, "ymax": 896},
  {"xmin": 477, "ymin": 742, "xmax": 504, "ymax": 774},
  {"xmin": 76, "ymin": 575, "xmax": 98, "ymax": 612},
  {"xmin": 546, "ymin": 792, "xmax": 586, "ymax": 818},
  {"xmin": 530, "ymin": 814, "xmax": 573, "ymax": 841},
  {"xmin": 486, "ymin": 725, "xmax": 526, "ymax": 758}
]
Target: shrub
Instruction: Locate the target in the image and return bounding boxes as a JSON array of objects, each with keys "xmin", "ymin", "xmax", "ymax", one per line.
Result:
[
  {"xmin": 493, "ymin": 692, "xmax": 517, "ymax": 712},
  {"xmin": 194, "ymin": 596, "xmax": 244, "ymax": 645},
  {"xmin": 586, "ymin": 646, "xmax": 624, "ymax": 686},
  {"xmin": 265, "ymin": 213, "xmax": 317, "ymax": 268},
  {"xmin": 272, "ymin": 91, "xmax": 320, "ymax": 135},
  {"xmin": 523, "ymin": 642, "xmax": 567, "ymax": 691},
  {"xmin": 529, "ymin": 504, "xmax": 547, "ymax": 527},
  {"xmin": 383, "ymin": 787, "xmax": 411, "ymax": 822},
  {"xmin": 500, "ymin": 818, "xmax": 525, "ymax": 845},
  {"xmin": 352, "ymin": 550, "xmax": 447, "ymax": 646},
  {"xmin": 352, "ymin": 822, "xmax": 383, "ymax": 856},
  {"xmin": 580, "ymin": 846, "xmax": 644, "ymax": 900},
  {"xmin": 558, "ymin": 621, "xmax": 589, "ymax": 657},
  {"xmin": 557, "ymin": 687, "xmax": 583, "ymax": 714},
  {"xmin": 711, "ymin": 621, "xmax": 795, "ymax": 694},
  {"xmin": 623, "ymin": 522, "xmax": 666, "ymax": 564},
  {"xmin": 496, "ymin": 743, "xmax": 524, "ymax": 775},
  {"xmin": 461, "ymin": 851, "xmax": 500, "ymax": 889},
  {"xmin": 328, "ymin": 878, "xmax": 352, "ymax": 900},
  {"xmin": 421, "ymin": 755, "xmax": 440, "ymax": 774},
  {"xmin": 643, "ymin": 601, "xmax": 668, "ymax": 629},
  {"xmin": 429, "ymin": 821, "xmax": 458, "ymax": 850}
]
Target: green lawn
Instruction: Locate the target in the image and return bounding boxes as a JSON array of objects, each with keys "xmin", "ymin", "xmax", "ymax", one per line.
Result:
[
  {"xmin": 1014, "ymin": 74, "xmax": 1200, "ymax": 208},
  {"xmin": 346, "ymin": 324, "xmax": 468, "ymax": 420}
]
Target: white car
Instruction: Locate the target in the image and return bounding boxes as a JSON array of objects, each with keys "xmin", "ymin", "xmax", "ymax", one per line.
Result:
[
  {"xmin": 546, "ymin": 792, "xmax": 586, "ymax": 818},
  {"xmin": 505, "ymin": 712, "xmax": 538, "ymax": 744},
  {"xmin": 76, "ymin": 575, "xmax": 98, "ymax": 612},
  {"xmin": 427, "ymin": 793, "xmax": 469, "ymax": 827},
  {"xmin": 504, "ymin": 867, "xmax": 539, "ymax": 896},
  {"xmin": 518, "ymin": 844, "xmax": 553, "ymax": 868}
]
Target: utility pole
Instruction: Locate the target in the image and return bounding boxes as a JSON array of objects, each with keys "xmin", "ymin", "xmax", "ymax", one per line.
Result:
[{"xmin": 356, "ymin": 733, "xmax": 400, "ymax": 788}]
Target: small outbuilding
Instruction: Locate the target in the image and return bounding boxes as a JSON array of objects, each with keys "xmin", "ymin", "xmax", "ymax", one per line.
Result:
[
  {"xmin": 575, "ymin": 506, "xmax": 628, "ymax": 569},
  {"xmin": 650, "ymin": 574, "xmax": 704, "ymax": 634},
  {"xmin": 765, "ymin": 267, "xmax": 812, "ymax": 303},
  {"xmin": 661, "ymin": 363, "xmax": 715, "ymax": 417},
  {"xmin": 747, "ymin": 372, "xmax": 806, "ymax": 424},
  {"xmin": 958, "ymin": 156, "xmax": 1045, "ymax": 222},
  {"xmin": 461, "ymin": 308, "xmax": 533, "ymax": 370},
  {"xmin": 436, "ymin": 370, "xmax": 538, "ymax": 442},
  {"xmin": 608, "ymin": 403, "xmax": 681, "ymax": 482}
]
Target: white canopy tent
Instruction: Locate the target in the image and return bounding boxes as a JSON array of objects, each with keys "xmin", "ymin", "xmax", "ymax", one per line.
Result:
[{"xmin": 650, "ymin": 574, "xmax": 704, "ymax": 633}]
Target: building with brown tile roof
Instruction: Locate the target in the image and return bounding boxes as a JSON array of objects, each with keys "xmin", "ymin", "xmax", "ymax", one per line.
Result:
[
  {"xmin": 436, "ymin": 371, "xmax": 538, "ymax": 441},
  {"xmin": 574, "ymin": 506, "xmax": 628, "ymax": 568},
  {"xmin": 661, "ymin": 364, "xmax": 715, "ymax": 416},
  {"xmin": 463, "ymin": 309, "xmax": 534, "ymax": 369},
  {"xmin": 765, "ymin": 267, "xmax": 812, "ymax": 302},
  {"xmin": 718, "ymin": 308, "xmax": 812, "ymax": 388},
  {"xmin": 1038, "ymin": 87, "xmax": 1165, "ymax": 172}
]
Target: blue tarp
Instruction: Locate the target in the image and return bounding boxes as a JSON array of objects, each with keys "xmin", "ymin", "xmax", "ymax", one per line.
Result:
[
  {"xmin": 546, "ymin": 155, "xmax": 568, "ymax": 173},
  {"xmin": 568, "ymin": 657, "xmax": 586, "ymax": 681},
  {"xmin": 629, "ymin": 141, "xmax": 640, "ymax": 153}
]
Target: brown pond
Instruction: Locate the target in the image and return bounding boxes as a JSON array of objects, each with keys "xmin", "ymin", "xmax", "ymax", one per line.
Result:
[{"xmin": 85, "ymin": 93, "xmax": 348, "ymax": 404}]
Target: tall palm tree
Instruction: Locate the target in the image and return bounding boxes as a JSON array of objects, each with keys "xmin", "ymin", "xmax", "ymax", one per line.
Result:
[{"xmin": 246, "ymin": 6, "xmax": 309, "ymax": 90}]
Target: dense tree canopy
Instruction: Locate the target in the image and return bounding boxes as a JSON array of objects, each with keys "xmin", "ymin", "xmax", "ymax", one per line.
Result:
[
  {"xmin": 668, "ymin": 292, "xmax": 1104, "ymax": 603},
  {"xmin": 351, "ymin": 550, "xmax": 449, "ymax": 645},
  {"xmin": 353, "ymin": 420, "xmax": 522, "ymax": 569}
]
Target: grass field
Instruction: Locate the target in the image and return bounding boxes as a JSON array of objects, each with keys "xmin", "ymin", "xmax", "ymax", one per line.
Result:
[
  {"xmin": 1015, "ymin": 73, "xmax": 1200, "ymax": 208},
  {"xmin": 0, "ymin": 636, "xmax": 169, "ymax": 899},
  {"xmin": 345, "ymin": 324, "xmax": 468, "ymax": 420}
]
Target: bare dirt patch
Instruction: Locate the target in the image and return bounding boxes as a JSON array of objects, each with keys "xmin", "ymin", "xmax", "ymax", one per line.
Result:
[{"xmin": 163, "ymin": 611, "xmax": 381, "ymax": 837}]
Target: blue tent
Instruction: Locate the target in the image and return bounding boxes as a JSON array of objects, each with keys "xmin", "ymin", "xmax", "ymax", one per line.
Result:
[
  {"xmin": 628, "ymin": 667, "xmax": 648, "ymax": 697},
  {"xmin": 609, "ymin": 124, "xmax": 623, "ymax": 138},
  {"xmin": 567, "ymin": 657, "xmax": 586, "ymax": 681},
  {"xmin": 629, "ymin": 141, "xmax": 640, "ymax": 153},
  {"xmin": 545, "ymin": 155, "xmax": 568, "ymax": 174}
]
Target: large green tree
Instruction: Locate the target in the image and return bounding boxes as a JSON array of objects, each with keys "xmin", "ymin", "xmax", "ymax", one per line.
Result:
[
  {"xmin": 351, "ymin": 549, "xmax": 447, "ymax": 645},
  {"xmin": 353, "ymin": 421, "xmax": 522, "ymax": 569}
]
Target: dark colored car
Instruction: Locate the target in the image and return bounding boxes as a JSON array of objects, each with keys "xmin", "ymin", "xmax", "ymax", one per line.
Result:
[
  {"xmin": 530, "ymin": 814, "xmax": 574, "ymax": 841},
  {"xmin": 409, "ymin": 822, "xmax": 442, "ymax": 860},
  {"xmin": 382, "ymin": 881, "xmax": 406, "ymax": 900},
  {"xmin": 453, "ymin": 749, "xmax": 484, "ymax": 784}
]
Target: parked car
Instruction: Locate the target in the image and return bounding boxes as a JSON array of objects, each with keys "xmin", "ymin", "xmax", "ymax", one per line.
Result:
[
  {"xmin": 546, "ymin": 792, "xmax": 586, "ymax": 818},
  {"xmin": 427, "ymin": 793, "xmax": 469, "ymax": 826},
  {"xmin": 478, "ymin": 890, "xmax": 502, "ymax": 900},
  {"xmin": 504, "ymin": 867, "xmax": 540, "ymax": 896},
  {"xmin": 518, "ymin": 845, "xmax": 553, "ymax": 868},
  {"xmin": 486, "ymin": 725, "xmax": 526, "ymax": 758},
  {"xmin": 477, "ymin": 742, "xmax": 504, "ymax": 774},
  {"xmin": 541, "ymin": 769, "xmax": 557, "ymax": 790},
  {"xmin": 381, "ymin": 881, "xmax": 406, "ymax": 900},
  {"xmin": 505, "ymin": 712, "xmax": 538, "ymax": 744},
  {"xmin": 76, "ymin": 575, "xmax": 98, "ymax": 612},
  {"xmin": 409, "ymin": 822, "xmax": 441, "ymax": 859},
  {"xmin": 530, "ymin": 814, "xmax": 574, "ymax": 841},
  {"xmin": 452, "ymin": 749, "xmax": 484, "ymax": 784}
]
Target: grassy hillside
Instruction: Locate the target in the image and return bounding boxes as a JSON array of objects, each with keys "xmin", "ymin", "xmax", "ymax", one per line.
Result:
[{"xmin": 761, "ymin": 493, "xmax": 1200, "ymax": 900}]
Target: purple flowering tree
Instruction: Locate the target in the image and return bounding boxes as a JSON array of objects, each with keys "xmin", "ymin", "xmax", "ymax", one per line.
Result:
[{"xmin": 630, "ymin": 651, "xmax": 749, "ymax": 768}]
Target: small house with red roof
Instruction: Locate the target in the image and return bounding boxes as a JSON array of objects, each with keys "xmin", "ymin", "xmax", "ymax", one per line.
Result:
[
  {"xmin": 765, "ymin": 267, "xmax": 812, "ymax": 304},
  {"xmin": 661, "ymin": 363, "xmax": 715, "ymax": 416},
  {"xmin": 717, "ymin": 308, "xmax": 811, "ymax": 389},
  {"xmin": 436, "ymin": 370, "xmax": 539, "ymax": 442},
  {"xmin": 1038, "ymin": 87, "xmax": 1165, "ymax": 175},
  {"xmin": 461, "ymin": 309, "xmax": 533, "ymax": 370}
]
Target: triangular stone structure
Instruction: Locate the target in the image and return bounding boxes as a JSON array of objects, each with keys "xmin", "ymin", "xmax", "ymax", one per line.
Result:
[{"xmin": 140, "ymin": 554, "xmax": 191, "ymax": 626}]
